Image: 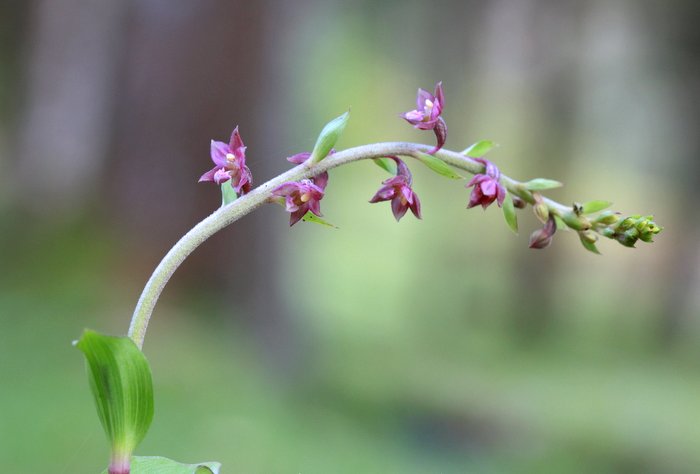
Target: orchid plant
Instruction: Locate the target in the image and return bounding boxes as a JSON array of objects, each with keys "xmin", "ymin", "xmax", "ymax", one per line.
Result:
[{"xmin": 75, "ymin": 83, "xmax": 662, "ymax": 473}]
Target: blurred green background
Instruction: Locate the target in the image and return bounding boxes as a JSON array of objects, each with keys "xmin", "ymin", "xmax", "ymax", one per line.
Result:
[{"xmin": 1, "ymin": 1, "xmax": 698, "ymax": 473}]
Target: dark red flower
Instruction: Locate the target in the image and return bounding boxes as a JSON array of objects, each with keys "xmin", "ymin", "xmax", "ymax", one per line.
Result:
[
  {"xmin": 466, "ymin": 158, "xmax": 506, "ymax": 209},
  {"xmin": 529, "ymin": 215, "xmax": 557, "ymax": 249},
  {"xmin": 272, "ymin": 167, "xmax": 329, "ymax": 226},
  {"xmin": 369, "ymin": 157, "xmax": 421, "ymax": 221}
]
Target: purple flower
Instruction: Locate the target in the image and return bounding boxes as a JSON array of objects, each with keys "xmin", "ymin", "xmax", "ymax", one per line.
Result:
[
  {"xmin": 529, "ymin": 215, "xmax": 557, "ymax": 249},
  {"xmin": 401, "ymin": 82, "xmax": 448, "ymax": 154},
  {"xmin": 466, "ymin": 158, "xmax": 506, "ymax": 209},
  {"xmin": 272, "ymin": 171, "xmax": 328, "ymax": 226},
  {"xmin": 369, "ymin": 157, "xmax": 421, "ymax": 221},
  {"xmin": 199, "ymin": 126, "xmax": 253, "ymax": 195}
]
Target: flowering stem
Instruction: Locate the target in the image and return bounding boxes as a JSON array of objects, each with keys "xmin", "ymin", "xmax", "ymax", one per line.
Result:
[{"xmin": 127, "ymin": 142, "xmax": 573, "ymax": 348}]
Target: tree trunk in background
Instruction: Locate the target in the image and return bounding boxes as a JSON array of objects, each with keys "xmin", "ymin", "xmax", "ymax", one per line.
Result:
[
  {"xmin": 655, "ymin": 2, "xmax": 700, "ymax": 347},
  {"xmin": 14, "ymin": 0, "xmax": 127, "ymax": 215},
  {"xmin": 107, "ymin": 0, "xmax": 295, "ymax": 375}
]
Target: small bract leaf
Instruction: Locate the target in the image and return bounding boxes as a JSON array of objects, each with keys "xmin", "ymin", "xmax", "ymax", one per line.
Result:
[
  {"xmin": 502, "ymin": 192, "xmax": 518, "ymax": 234},
  {"xmin": 579, "ymin": 233, "xmax": 601, "ymax": 254},
  {"xmin": 522, "ymin": 178, "xmax": 563, "ymax": 191},
  {"xmin": 101, "ymin": 456, "xmax": 221, "ymax": 474},
  {"xmin": 554, "ymin": 215, "xmax": 569, "ymax": 231},
  {"xmin": 220, "ymin": 182, "xmax": 237, "ymax": 206},
  {"xmin": 461, "ymin": 140, "xmax": 496, "ymax": 157},
  {"xmin": 415, "ymin": 152, "xmax": 462, "ymax": 179},
  {"xmin": 309, "ymin": 111, "xmax": 350, "ymax": 163},
  {"xmin": 302, "ymin": 212, "xmax": 338, "ymax": 228},
  {"xmin": 581, "ymin": 200, "xmax": 613, "ymax": 214},
  {"xmin": 75, "ymin": 330, "xmax": 154, "ymax": 462},
  {"xmin": 373, "ymin": 157, "xmax": 397, "ymax": 175}
]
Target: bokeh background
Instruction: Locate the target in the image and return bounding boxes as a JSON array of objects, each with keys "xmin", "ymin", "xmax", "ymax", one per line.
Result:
[{"xmin": 1, "ymin": 1, "xmax": 699, "ymax": 472}]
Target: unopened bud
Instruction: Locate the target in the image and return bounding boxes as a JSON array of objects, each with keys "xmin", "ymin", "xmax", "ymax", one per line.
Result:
[
  {"xmin": 512, "ymin": 196, "xmax": 526, "ymax": 209},
  {"xmin": 562, "ymin": 211, "xmax": 591, "ymax": 231},
  {"xmin": 593, "ymin": 211, "xmax": 620, "ymax": 226},
  {"xmin": 533, "ymin": 202, "xmax": 549, "ymax": 223},
  {"xmin": 600, "ymin": 227, "xmax": 615, "ymax": 239},
  {"xmin": 529, "ymin": 216, "xmax": 557, "ymax": 250},
  {"xmin": 580, "ymin": 230, "xmax": 598, "ymax": 244}
]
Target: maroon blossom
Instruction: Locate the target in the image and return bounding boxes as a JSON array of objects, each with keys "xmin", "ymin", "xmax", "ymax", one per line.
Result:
[
  {"xmin": 401, "ymin": 82, "xmax": 447, "ymax": 154},
  {"xmin": 199, "ymin": 126, "xmax": 253, "ymax": 195},
  {"xmin": 369, "ymin": 157, "xmax": 421, "ymax": 221},
  {"xmin": 529, "ymin": 215, "xmax": 557, "ymax": 249},
  {"xmin": 466, "ymin": 158, "xmax": 506, "ymax": 209},
  {"xmin": 272, "ymin": 154, "xmax": 329, "ymax": 226}
]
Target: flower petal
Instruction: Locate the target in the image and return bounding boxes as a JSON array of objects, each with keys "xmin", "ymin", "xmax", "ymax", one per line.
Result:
[
  {"xmin": 391, "ymin": 196, "xmax": 409, "ymax": 221},
  {"xmin": 210, "ymin": 141, "xmax": 229, "ymax": 166},
  {"xmin": 199, "ymin": 166, "xmax": 220, "ymax": 183},
  {"xmin": 287, "ymin": 152, "xmax": 311, "ymax": 164}
]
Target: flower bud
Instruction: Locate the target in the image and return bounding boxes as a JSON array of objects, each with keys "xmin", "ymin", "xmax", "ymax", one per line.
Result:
[
  {"xmin": 580, "ymin": 230, "xmax": 598, "ymax": 244},
  {"xmin": 593, "ymin": 211, "xmax": 620, "ymax": 226},
  {"xmin": 512, "ymin": 195, "xmax": 527, "ymax": 209},
  {"xmin": 529, "ymin": 216, "xmax": 557, "ymax": 249},
  {"xmin": 562, "ymin": 211, "xmax": 591, "ymax": 231},
  {"xmin": 533, "ymin": 202, "xmax": 549, "ymax": 223}
]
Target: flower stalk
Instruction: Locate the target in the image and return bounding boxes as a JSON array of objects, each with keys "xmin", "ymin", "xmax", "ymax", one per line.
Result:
[{"xmin": 127, "ymin": 141, "xmax": 630, "ymax": 348}]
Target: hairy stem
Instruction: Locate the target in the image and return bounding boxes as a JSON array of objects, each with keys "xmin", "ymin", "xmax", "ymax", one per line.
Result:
[{"xmin": 128, "ymin": 142, "xmax": 573, "ymax": 348}]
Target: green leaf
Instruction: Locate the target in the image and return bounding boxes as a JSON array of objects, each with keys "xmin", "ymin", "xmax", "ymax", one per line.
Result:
[
  {"xmin": 372, "ymin": 157, "xmax": 397, "ymax": 175},
  {"xmin": 309, "ymin": 111, "xmax": 350, "ymax": 163},
  {"xmin": 502, "ymin": 193, "xmax": 518, "ymax": 234},
  {"xmin": 579, "ymin": 234, "xmax": 601, "ymax": 255},
  {"xmin": 522, "ymin": 178, "xmax": 563, "ymax": 191},
  {"xmin": 101, "ymin": 456, "xmax": 221, "ymax": 474},
  {"xmin": 75, "ymin": 330, "xmax": 154, "ymax": 458},
  {"xmin": 220, "ymin": 182, "xmax": 237, "ymax": 206},
  {"xmin": 302, "ymin": 212, "xmax": 338, "ymax": 228},
  {"xmin": 461, "ymin": 140, "xmax": 495, "ymax": 157},
  {"xmin": 415, "ymin": 152, "xmax": 463, "ymax": 179},
  {"xmin": 581, "ymin": 200, "xmax": 612, "ymax": 214}
]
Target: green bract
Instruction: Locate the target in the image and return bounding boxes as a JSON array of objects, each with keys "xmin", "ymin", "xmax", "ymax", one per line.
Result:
[
  {"xmin": 522, "ymin": 178, "xmax": 563, "ymax": 191},
  {"xmin": 309, "ymin": 111, "xmax": 350, "ymax": 163},
  {"xmin": 502, "ymin": 193, "xmax": 518, "ymax": 233},
  {"xmin": 461, "ymin": 140, "xmax": 495, "ymax": 157},
  {"xmin": 220, "ymin": 182, "xmax": 238, "ymax": 206},
  {"xmin": 581, "ymin": 200, "xmax": 613, "ymax": 214},
  {"xmin": 414, "ymin": 152, "xmax": 462, "ymax": 179},
  {"xmin": 75, "ymin": 330, "xmax": 154, "ymax": 465},
  {"xmin": 372, "ymin": 157, "xmax": 398, "ymax": 175},
  {"xmin": 101, "ymin": 456, "xmax": 221, "ymax": 474}
]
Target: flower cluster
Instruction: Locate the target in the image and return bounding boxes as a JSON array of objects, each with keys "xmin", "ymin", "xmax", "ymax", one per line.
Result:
[
  {"xmin": 199, "ymin": 127, "xmax": 252, "ymax": 195},
  {"xmin": 402, "ymin": 82, "xmax": 447, "ymax": 154},
  {"xmin": 598, "ymin": 214, "xmax": 662, "ymax": 247},
  {"xmin": 466, "ymin": 158, "xmax": 506, "ymax": 209},
  {"xmin": 369, "ymin": 157, "xmax": 421, "ymax": 221}
]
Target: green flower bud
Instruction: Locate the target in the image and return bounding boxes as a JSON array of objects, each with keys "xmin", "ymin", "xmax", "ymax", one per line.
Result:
[
  {"xmin": 580, "ymin": 230, "xmax": 598, "ymax": 244},
  {"xmin": 562, "ymin": 211, "xmax": 591, "ymax": 231},
  {"xmin": 600, "ymin": 227, "xmax": 615, "ymax": 239},
  {"xmin": 593, "ymin": 211, "xmax": 620, "ymax": 226},
  {"xmin": 533, "ymin": 202, "xmax": 549, "ymax": 223}
]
